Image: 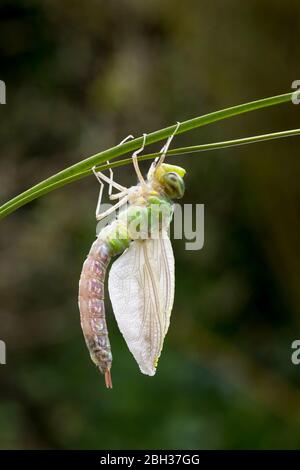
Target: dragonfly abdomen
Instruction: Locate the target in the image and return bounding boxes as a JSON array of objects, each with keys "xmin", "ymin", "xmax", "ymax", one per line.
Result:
[{"xmin": 78, "ymin": 238, "xmax": 113, "ymax": 388}]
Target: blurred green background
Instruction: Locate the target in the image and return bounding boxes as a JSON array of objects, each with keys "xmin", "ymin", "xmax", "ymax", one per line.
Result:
[{"xmin": 1, "ymin": 0, "xmax": 300, "ymax": 450}]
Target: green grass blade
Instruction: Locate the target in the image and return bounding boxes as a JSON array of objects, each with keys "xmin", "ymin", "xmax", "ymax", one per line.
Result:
[
  {"xmin": 3, "ymin": 127, "xmax": 299, "ymax": 220},
  {"xmin": 101, "ymin": 127, "xmax": 300, "ymax": 170},
  {"xmin": 0, "ymin": 92, "xmax": 295, "ymax": 219}
]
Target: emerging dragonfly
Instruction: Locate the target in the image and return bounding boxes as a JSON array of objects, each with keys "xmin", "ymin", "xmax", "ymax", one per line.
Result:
[{"xmin": 78, "ymin": 122, "xmax": 186, "ymax": 388}]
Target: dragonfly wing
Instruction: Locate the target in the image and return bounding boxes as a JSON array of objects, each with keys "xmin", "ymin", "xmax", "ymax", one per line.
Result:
[{"xmin": 108, "ymin": 231, "xmax": 175, "ymax": 376}]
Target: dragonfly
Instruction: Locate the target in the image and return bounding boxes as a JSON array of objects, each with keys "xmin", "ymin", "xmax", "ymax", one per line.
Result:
[{"xmin": 78, "ymin": 122, "xmax": 186, "ymax": 388}]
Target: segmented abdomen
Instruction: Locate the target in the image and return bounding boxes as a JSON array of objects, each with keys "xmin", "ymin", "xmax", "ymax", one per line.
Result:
[{"xmin": 78, "ymin": 238, "xmax": 113, "ymax": 388}]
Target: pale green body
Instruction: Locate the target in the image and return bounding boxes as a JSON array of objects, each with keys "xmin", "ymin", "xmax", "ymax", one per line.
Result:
[{"xmin": 99, "ymin": 192, "xmax": 174, "ymax": 257}]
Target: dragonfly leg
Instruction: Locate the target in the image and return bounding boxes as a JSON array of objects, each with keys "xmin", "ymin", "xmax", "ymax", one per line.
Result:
[
  {"xmin": 119, "ymin": 134, "xmax": 135, "ymax": 146},
  {"xmin": 92, "ymin": 166, "xmax": 127, "ymax": 219},
  {"xmin": 92, "ymin": 166, "xmax": 126, "ymax": 192},
  {"xmin": 132, "ymin": 133, "xmax": 147, "ymax": 187},
  {"xmin": 156, "ymin": 121, "xmax": 181, "ymax": 166},
  {"xmin": 107, "ymin": 134, "xmax": 135, "ymax": 197},
  {"xmin": 93, "ymin": 134, "xmax": 134, "ymax": 207},
  {"xmin": 109, "ymin": 189, "xmax": 129, "ymax": 200},
  {"xmin": 107, "ymin": 162, "xmax": 114, "ymax": 197},
  {"xmin": 96, "ymin": 194, "xmax": 129, "ymax": 221},
  {"xmin": 92, "ymin": 167, "xmax": 105, "ymax": 218}
]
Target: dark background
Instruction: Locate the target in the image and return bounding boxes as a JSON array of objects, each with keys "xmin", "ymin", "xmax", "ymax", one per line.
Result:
[{"xmin": 1, "ymin": 0, "xmax": 300, "ymax": 449}]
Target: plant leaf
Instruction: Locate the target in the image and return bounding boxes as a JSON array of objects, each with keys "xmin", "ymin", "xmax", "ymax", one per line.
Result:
[{"xmin": 0, "ymin": 92, "xmax": 295, "ymax": 219}]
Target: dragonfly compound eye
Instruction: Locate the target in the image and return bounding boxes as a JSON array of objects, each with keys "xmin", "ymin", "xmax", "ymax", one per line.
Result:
[{"xmin": 162, "ymin": 172, "xmax": 185, "ymax": 199}]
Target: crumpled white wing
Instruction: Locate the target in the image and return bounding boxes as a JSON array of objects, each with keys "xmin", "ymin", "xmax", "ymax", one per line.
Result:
[{"xmin": 108, "ymin": 230, "xmax": 175, "ymax": 376}]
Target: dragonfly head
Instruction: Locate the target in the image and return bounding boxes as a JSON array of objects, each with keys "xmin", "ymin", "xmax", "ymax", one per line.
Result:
[{"xmin": 150, "ymin": 163, "xmax": 186, "ymax": 199}]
